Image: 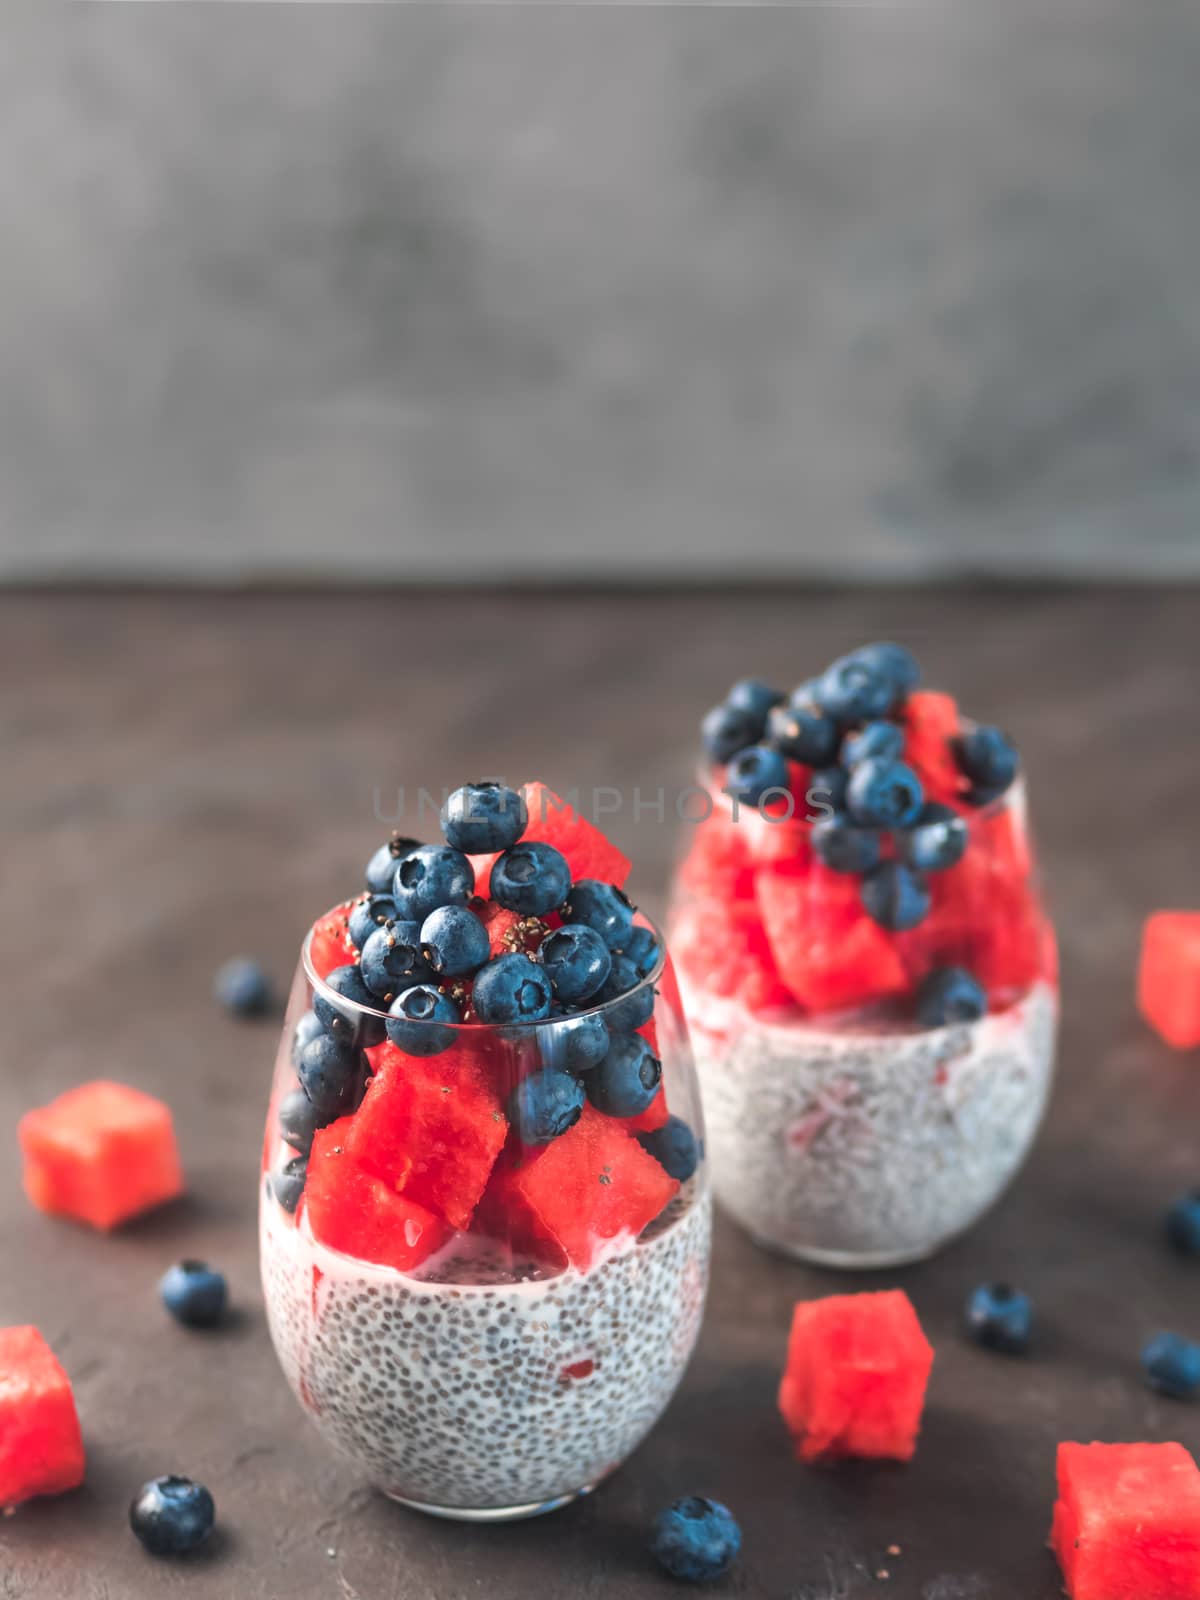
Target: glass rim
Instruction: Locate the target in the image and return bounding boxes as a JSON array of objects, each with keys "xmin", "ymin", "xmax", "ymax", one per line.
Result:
[{"xmin": 300, "ymin": 907, "xmax": 667, "ymax": 1032}]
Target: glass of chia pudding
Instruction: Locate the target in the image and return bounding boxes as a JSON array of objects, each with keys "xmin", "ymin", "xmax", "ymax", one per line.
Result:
[
  {"xmin": 668, "ymin": 645, "xmax": 1058, "ymax": 1270},
  {"xmin": 261, "ymin": 781, "xmax": 711, "ymax": 1521}
]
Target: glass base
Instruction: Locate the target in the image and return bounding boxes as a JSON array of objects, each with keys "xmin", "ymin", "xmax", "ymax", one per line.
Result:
[
  {"xmin": 382, "ymin": 1483, "xmax": 596, "ymax": 1523},
  {"xmin": 749, "ymin": 1230, "xmax": 940, "ymax": 1271}
]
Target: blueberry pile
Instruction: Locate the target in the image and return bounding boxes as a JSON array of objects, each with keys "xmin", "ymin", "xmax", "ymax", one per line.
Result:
[{"xmin": 270, "ymin": 782, "xmax": 680, "ymax": 1211}]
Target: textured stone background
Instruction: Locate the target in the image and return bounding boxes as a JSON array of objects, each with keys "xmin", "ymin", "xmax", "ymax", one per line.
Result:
[{"xmin": 5, "ymin": 2, "xmax": 1200, "ymax": 581}]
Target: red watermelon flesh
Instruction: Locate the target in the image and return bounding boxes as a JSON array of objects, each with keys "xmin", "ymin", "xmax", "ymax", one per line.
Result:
[
  {"xmin": 518, "ymin": 782, "xmax": 632, "ymax": 888},
  {"xmin": 626, "ymin": 1089, "xmax": 669, "ymax": 1134},
  {"xmin": 1138, "ymin": 912, "xmax": 1200, "ymax": 1050},
  {"xmin": 482, "ymin": 1104, "xmax": 678, "ymax": 1270},
  {"xmin": 676, "ymin": 811, "xmax": 757, "ymax": 901},
  {"xmin": 903, "ymin": 691, "xmax": 965, "ymax": 804},
  {"xmin": 757, "ymin": 861, "xmax": 908, "ymax": 1015},
  {"xmin": 310, "ymin": 900, "xmax": 358, "ymax": 980},
  {"xmin": 475, "ymin": 899, "xmax": 550, "ymax": 960},
  {"xmin": 778, "ymin": 1290, "xmax": 934, "ymax": 1462},
  {"xmin": 345, "ymin": 1043, "xmax": 508, "ymax": 1231},
  {"xmin": 306, "ymin": 1122, "xmax": 452, "ymax": 1272},
  {"xmin": 0, "ymin": 1326, "xmax": 86, "ymax": 1508},
  {"xmin": 672, "ymin": 894, "xmax": 791, "ymax": 1013},
  {"xmin": 1051, "ymin": 1442, "xmax": 1200, "ymax": 1600},
  {"xmin": 905, "ymin": 848, "xmax": 1045, "ymax": 1006}
]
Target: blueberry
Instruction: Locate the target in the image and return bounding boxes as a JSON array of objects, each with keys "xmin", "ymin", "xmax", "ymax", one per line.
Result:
[
  {"xmin": 766, "ymin": 701, "xmax": 838, "ymax": 767},
  {"xmin": 441, "ymin": 782, "xmax": 528, "ymax": 854},
  {"xmin": 420, "ymin": 904, "xmax": 490, "ymax": 978},
  {"xmin": 298, "ymin": 1030, "xmax": 365, "ymax": 1119},
  {"xmin": 271, "ymin": 1155, "xmax": 307, "ymax": 1214},
  {"xmin": 846, "ymin": 758, "xmax": 924, "ymax": 829},
  {"xmin": 508, "ymin": 1067, "xmax": 586, "ymax": 1145},
  {"xmin": 360, "ymin": 921, "xmax": 434, "ymax": 1000},
  {"xmin": 954, "ymin": 725, "xmax": 1019, "ymax": 796},
  {"xmin": 1166, "ymin": 1191, "xmax": 1200, "ymax": 1258},
  {"xmin": 472, "ymin": 953, "xmax": 555, "ymax": 1025},
  {"xmin": 965, "ymin": 1283, "xmax": 1033, "ymax": 1355},
  {"xmin": 385, "ymin": 984, "xmax": 461, "ymax": 1055},
  {"xmin": 290, "ymin": 1009, "xmax": 323, "ymax": 1066},
  {"xmin": 811, "ymin": 816, "xmax": 884, "ymax": 874},
  {"xmin": 489, "ymin": 841, "xmax": 572, "ymax": 917},
  {"xmin": 213, "ymin": 958, "xmax": 271, "ymax": 1017},
  {"xmin": 856, "ymin": 641, "xmax": 921, "ymax": 698},
  {"xmin": 815, "ymin": 650, "xmax": 898, "ymax": 723},
  {"xmin": 841, "ymin": 720, "xmax": 905, "ymax": 767},
  {"xmin": 348, "ymin": 894, "xmax": 399, "ymax": 950},
  {"xmin": 726, "ymin": 678, "xmax": 785, "ymax": 725},
  {"xmin": 916, "ymin": 966, "xmax": 987, "ymax": 1027},
  {"xmin": 723, "ymin": 744, "xmax": 791, "ymax": 807},
  {"xmin": 159, "ymin": 1261, "xmax": 227, "ymax": 1329},
  {"xmin": 391, "ymin": 843, "xmax": 475, "ymax": 922},
  {"xmin": 902, "ymin": 801, "xmax": 968, "ymax": 872},
  {"xmin": 650, "ymin": 1496, "xmax": 741, "ymax": 1584},
  {"xmin": 701, "ymin": 702, "xmax": 762, "ymax": 765},
  {"xmin": 598, "ymin": 954, "xmax": 656, "ymax": 1032},
  {"xmin": 638, "ymin": 1116, "xmax": 700, "ymax": 1183},
  {"xmin": 586, "ymin": 1033, "xmax": 662, "ymax": 1117},
  {"xmin": 860, "ymin": 861, "xmax": 930, "ymax": 930},
  {"xmin": 313, "ymin": 963, "xmax": 385, "ymax": 1044},
  {"xmin": 1142, "ymin": 1331, "xmax": 1200, "ymax": 1399},
  {"xmin": 129, "ymin": 1475, "xmax": 215, "ymax": 1558},
  {"xmin": 562, "ymin": 879, "xmax": 636, "ymax": 951},
  {"xmin": 537, "ymin": 1012, "xmax": 611, "ymax": 1074},
  {"xmin": 807, "ymin": 765, "xmax": 849, "ymax": 817},
  {"xmin": 278, "ymin": 1087, "xmax": 323, "ymax": 1155},
  {"xmin": 619, "ymin": 924, "xmax": 662, "ymax": 982},
  {"xmin": 538, "ymin": 924, "xmax": 613, "ymax": 1004},
  {"xmin": 365, "ymin": 835, "xmax": 419, "ymax": 895}
]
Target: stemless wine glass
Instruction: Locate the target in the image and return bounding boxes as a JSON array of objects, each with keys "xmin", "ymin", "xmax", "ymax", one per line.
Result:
[
  {"xmin": 260, "ymin": 911, "xmax": 710, "ymax": 1522},
  {"xmin": 668, "ymin": 767, "xmax": 1058, "ymax": 1269}
]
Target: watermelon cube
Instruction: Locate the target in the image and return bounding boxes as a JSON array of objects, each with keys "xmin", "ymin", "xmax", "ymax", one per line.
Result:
[
  {"xmin": 306, "ymin": 1122, "xmax": 452, "ymax": 1272},
  {"xmin": 517, "ymin": 782, "xmax": 632, "ymax": 888},
  {"xmin": 309, "ymin": 900, "xmax": 358, "ymax": 980},
  {"xmin": 903, "ymin": 691, "xmax": 965, "ymax": 804},
  {"xmin": 1051, "ymin": 1441, "xmax": 1200, "ymax": 1600},
  {"xmin": 676, "ymin": 811, "xmax": 757, "ymax": 901},
  {"xmin": 483, "ymin": 1103, "xmax": 678, "ymax": 1269},
  {"xmin": 1138, "ymin": 912, "xmax": 1200, "ymax": 1049},
  {"xmin": 757, "ymin": 861, "xmax": 908, "ymax": 1014},
  {"xmin": 671, "ymin": 894, "xmax": 791, "ymax": 1013},
  {"xmin": 344, "ymin": 1042, "xmax": 508, "ymax": 1230},
  {"xmin": 0, "ymin": 1326, "xmax": 86, "ymax": 1507},
  {"xmin": 778, "ymin": 1290, "xmax": 934, "ymax": 1462},
  {"xmin": 19, "ymin": 1080, "xmax": 184, "ymax": 1231}
]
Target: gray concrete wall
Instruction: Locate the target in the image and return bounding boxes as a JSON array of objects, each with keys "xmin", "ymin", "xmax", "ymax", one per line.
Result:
[{"xmin": 4, "ymin": 3, "xmax": 1200, "ymax": 583}]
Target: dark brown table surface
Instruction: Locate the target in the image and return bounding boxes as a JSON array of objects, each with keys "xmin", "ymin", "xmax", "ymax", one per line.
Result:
[{"xmin": 1, "ymin": 586, "xmax": 1198, "ymax": 1600}]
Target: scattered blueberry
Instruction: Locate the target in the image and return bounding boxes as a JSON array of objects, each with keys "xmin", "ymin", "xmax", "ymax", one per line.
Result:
[
  {"xmin": 811, "ymin": 816, "xmax": 884, "ymax": 874},
  {"xmin": 585, "ymin": 1033, "xmax": 662, "ymax": 1117},
  {"xmin": 1166, "ymin": 1191, "xmax": 1200, "ymax": 1258},
  {"xmin": 916, "ymin": 966, "xmax": 988, "ymax": 1027},
  {"xmin": 537, "ymin": 1011, "xmax": 611, "ymax": 1074},
  {"xmin": 278, "ymin": 1087, "xmax": 322, "ymax": 1155},
  {"xmin": 348, "ymin": 893, "xmax": 399, "ymax": 950},
  {"xmin": 420, "ymin": 904, "xmax": 490, "ymax": 978},
  {"xmin": 360, "ymin": 921, "xmax": 433, "ymax": 1001},
  {"xmin": 213, "ymin": 958, "xmax": 271, "ymax": 1017},
  {"xmin": 860, "ymin": 861, "xmax": 930, "ymax": 930},
  {"xmin": 725, "ymin": 678, "xmax": 785, "ymax": 726},
  {"xmin": 508, "ymin": 1067, "xmax": 586, "ymax": 1145},
  {"xmin": 638, "ymin": 1116, "xmax": 700, "ymax": 1182},
  {"xmin": 723, "ymin": 744, "xmax": 791, "ymax": 807},
  {"xmin": 297, "ymin": 1031, "xmax": 365, "ymax": 1119},
  {"xmin": 472, "ymin": 953, "xmax": 555, "ymax": 1025},
  {"xmin": 441, "ymin": 782, "xmax": 528, "ymax": 854},
  {"xmin": 562, "ymin": 879, "xmax": 636, "ymax": 951},
  {"xmin": 702, "ymin": 702, "xmax": 763, "ymax": 765},
  {"xmin": 846, "ymin": 757, "xmax": 924, "ymax": 829},
  {"xmin": 598, "ymin": 954, "xmax": 656, "ymax": 1032},
  {"xmin": 842, "ymin": 721, "xmax": 905, "ymax": 767},
  {"xmin": 391, "ymin": 843, "xmax": 475, "ymax": 922},
  {"xmin": 766, "ymin": 700, "xmax": 838, "ymax": 767},
  {"xmin": 807, "ymin": 765, "xmax": 849, "ymax": 817},
  {"xmin": 489, "ymin": 840, "xmax": 572, "ymax": 917},
  {"xmin": 313, "ymin": 963, "xmax": 385, "ymax": 1044},
  {"xmin": 271, "ymin": 1155, "xmax": 307, "ymax": 1214},
  {"xmin": 954, "ymin": 725, "xmax": 1019, "ymax": 796},
  {"xmin": 290, "ymin": 1009, "xmax": 323, "ymax": 1066},
  {"xmin": 856, "ymin": 641, "xmax": 921, "ymax": 698},
  {"xmin": 619, "ymin": 924, "xmax": 662, "ymax": 982},
  {"xmin": 1142, "ymin": 1332, "xmax": 1200, "ymax": 1399},
  {"xmin": 538, "ymin": 924, "xmax": 613, "ymax": 1004},
  {"xmin": 965, "ymin": 1283, "xmax": 1033, "ymax": 1354},
  {"xmin": 130, "ymin": 1475, "xmax": 215, "ymax": 1558},
  {"xmin": 365, "ymin": 835, "xmax": 419, "ymax": 895},
  {"xmin": 650, "ymin": 1496, "xmax": 741, "ymax": 1584},
  {"xmin": 815, "ymin": 650, "xmax": 897, "ymax": 723},
  {"xmin": 902, "ymin": 801, "xmax": 969, "ymax": 873},
  {"xmin": 385, "ymin": 985, "xmax": 461, "ymax": 1055},
  {"xmin": 159, "ymin": 1262, "xmax": 227, "ymax": 1330}
]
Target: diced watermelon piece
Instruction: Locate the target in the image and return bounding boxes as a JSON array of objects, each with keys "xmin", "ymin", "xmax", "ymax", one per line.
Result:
[
  {"xmin": 778, "ymin": 1290, "xmax": 934, "ymax": 1462},
  {"xmin": 482, "ymin": 1103, "xmax": 678, "ymax": 1269},
  {"xmin": 19, "ymin": 1081, "xmax": 184, "ymax": 1231},
  {"xmin": 475, "ymin": 898, "xmax": 549, "ymax": 960},
  {"xmin": 757, "ymin": 861, "xmax": 908, "ymax": 1014},
  {"xmin": 1051, "ymin": 1442, "xmax": 1200, "ymax": 1600},
  {"xmin": 518, "ymin": 782, "xmax": 632, "ymax": 888},
  {"xmin": 306, "ymin": 1122, "xmax": 452, "ymax": 1271},
  {"xmin": 625, "ymin": 1089, "xmax": 669, "ymax": 1134},
  {"xmin": 671, "ymin": 894, "xmax": 792, "ymax": 1013},
  {"xmin": 903, "ymin": 691, "xmax": 965, "ymax": 804},
  {"xmin": 310, "ymin": 900, "xmax": 357, "ymax": 980},
  {"xmin": 0, "ymin": 1326, "xmax": 86, "ymax": 1508},
  {"xmin": 1138, "ymin": 912, "xmax": 1200, "ymax": 1050},
  {"xmin": 676, "ymin": 811, "xmax": 757, "ymax": 901},
  {"xmin": 345, "ymin": 1042, "xmax": 508, "ymax": 1230},
  {"xmin": 905, "ymin": 849, "xmax": 1045, "ymax": 1007}
]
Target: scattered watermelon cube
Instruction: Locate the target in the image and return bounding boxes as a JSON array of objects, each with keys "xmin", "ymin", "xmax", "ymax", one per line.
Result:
[
  {"xmin": 306, "ymin": 1122, "xmax": 452, "ymax": 1272},
  {"xmin": 0, "ymin": 1326, "xmax": 86, "ymax": 1508},
  {"xmin": 309, "ymin": 900, "xmax": 358, "ymax": 980},
  {"xmin": 483, "ymin": 1103, "xmax": 678, "ymax": 1269},
  {"xmin": 19, "ymin": 1081, "xmax": 184, "ymax": 1231},
  {"xmin": 344, "ymin": 1042, "xmax": 508, "ymax": 1230},
  {"xmin": 1138, "ymin": 912, "xmax": 1200, "ymax": 1050},
  {"xmin": 778, "ymin": 1290, "xmax": 934, "ymax": 1462},
  {"xmin": 1051, "ymin": 1441, "xmax": 1200, "ymax": 1600}
]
